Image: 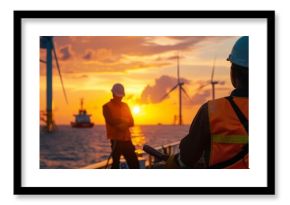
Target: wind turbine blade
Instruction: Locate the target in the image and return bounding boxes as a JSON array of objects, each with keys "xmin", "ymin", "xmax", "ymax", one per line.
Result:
[
  {"xmin": 160, "ymin": 84, "xmax": 179, "ymax": 101},
  {"xmin": 52, "ymin": 41, "xmax": 69, "ymax": 104},
  {"xmin": 211, "ymin": 56, "xmax": 216, "ymax": 82},
  {"xmin": 218, "ymin": 80, "xmax": 225, "ymax": 85},
  {"xmin": 181, "ymin": 87, "xmax": 194, "ymax": 105},
  {"xmin": 197, "ymin": 81, "xmax": 210, "ymax": 91}
]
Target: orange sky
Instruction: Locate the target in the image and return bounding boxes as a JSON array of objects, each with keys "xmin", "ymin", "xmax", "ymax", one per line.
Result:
[{"xmin": 40, "ymin": 36, "xmax": 239, "ymax": 125}]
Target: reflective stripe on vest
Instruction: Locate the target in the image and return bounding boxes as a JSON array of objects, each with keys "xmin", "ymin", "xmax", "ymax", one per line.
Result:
[
  {"xmin": 212, "ymin": 135, "xmax": 248, "ymax": 144},
  {"xmin": 208, "ymin": 97, "xmax": 248, "ymax": 169}
]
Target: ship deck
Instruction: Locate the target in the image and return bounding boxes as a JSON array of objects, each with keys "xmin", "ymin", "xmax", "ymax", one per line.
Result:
[{"xmin": 81, "ymin": 141, "xmax": 180, "ymax": 169}]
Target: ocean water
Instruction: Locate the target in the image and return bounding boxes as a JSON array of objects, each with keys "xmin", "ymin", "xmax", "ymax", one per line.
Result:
[{"xmin": 40, "ymin": 125, "xmax": 190, "ymax": 169}]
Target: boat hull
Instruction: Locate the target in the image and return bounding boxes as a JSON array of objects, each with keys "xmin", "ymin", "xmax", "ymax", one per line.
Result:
[{"xmin": 71, "ymin": 122, "xmax": 94, "ymax": 128}]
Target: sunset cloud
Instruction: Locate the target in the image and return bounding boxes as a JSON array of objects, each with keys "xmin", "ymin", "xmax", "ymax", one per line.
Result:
[
  {"xmin": 191, "ymin": 89, "xmax": 211, "ymax": 105},
  {"xmin": 140, "ymin": 75, "xmax": 190, "ymax": 104},
  {"xmin": 40, "ymin": 36, "xmax": 237, "ymax": 124},
  {"xmin": 59, "ymin": 46, "xmax": 72, "ymax": 60},
  {"xmin": 82, "ymin": 51, "xmax": 92, "ymax": 60},
  {"xmin": 39, "ymin": 36, "xmax": 234, "ymax": 75}
]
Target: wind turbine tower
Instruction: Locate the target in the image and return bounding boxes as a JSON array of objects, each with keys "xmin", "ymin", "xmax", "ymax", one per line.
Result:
[
  {"xmin": 40, "ymin": 36, "xmax": 68, "ymax": 132},
  {"xmin": 40, "ymin": 37, "xmax": 54, "ymax": 131},
  {"xmin": 160, "ymin": 54, "xmax": 193, "ymax": 125},
  {"xmin": 177, "ymin": 55, "xmax": 183, "ymax": 125},
  {"xmin": 211, "ymin": 57, "xmax": 219, "ymax": 100},
  {"xmin": 197, "ymin": 56, "xmax": 225, "ymax": 100}
]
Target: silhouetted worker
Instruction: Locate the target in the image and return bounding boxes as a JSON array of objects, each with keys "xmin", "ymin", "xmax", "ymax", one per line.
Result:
[
  {"xmin": 103, "ymin": 83, "xmax": 140, "ymax": 169},
  {"xmin": 166, "ymin": 36, "xmax": 249, "ymax": 169}
]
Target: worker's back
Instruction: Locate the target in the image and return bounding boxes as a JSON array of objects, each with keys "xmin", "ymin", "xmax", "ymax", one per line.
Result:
[{"xmin": 208, "ymin": 96, "xmax": 248, "ymax": 168}]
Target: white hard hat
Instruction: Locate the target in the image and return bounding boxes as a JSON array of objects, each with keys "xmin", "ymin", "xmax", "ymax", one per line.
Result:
[
  {"xmin": 227, "ymin": 36, "xmax": 249, "ymax": 68},
  {"xmin": 111, "ymin": 83, "xmax": 125, "ymax": 97}
]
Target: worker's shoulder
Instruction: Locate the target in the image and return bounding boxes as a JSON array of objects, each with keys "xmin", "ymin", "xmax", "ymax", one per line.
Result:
[
  {"xmin": 209, "ymin": 97, "xmax": 225, "ymax": 104},
  {"xmin": 207, "ymin": 96, "xmax": 235, "ymax": 109},
  {"xmin": 120, "ymin": 101, "xmax": 129, "ymax": 107},
  {"xmin": 199, "ymin": 101, "xmax": 210, "ymax": 111},
  {"xmin": 102, "ymin": 101, "xmax": 111, "ymax": 109},
  {"xmin": 197, "ymin": 99, "xmax": 229, "ymax": 118},
  {"xmin": 102, "ymin": 101, "xmax": 128, "ymax": 107}
]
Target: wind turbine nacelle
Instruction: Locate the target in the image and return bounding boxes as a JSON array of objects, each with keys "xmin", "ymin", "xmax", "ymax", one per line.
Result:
[{"xmin": 40, "ymin": 36, "xmax": 53, "ymax": 49}]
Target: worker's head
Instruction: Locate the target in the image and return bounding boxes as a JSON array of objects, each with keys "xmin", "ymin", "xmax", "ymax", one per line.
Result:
[
  {"xmin": 227, "ymin": 36, "xmax": 249, "ymax": 89},
  {"xmin": 230, "ymin": 63, "xmax": 248, "ymax": 89},
  {"xmin": 111, "ymin": 83, "xmax": 125, "ymax": 101}
]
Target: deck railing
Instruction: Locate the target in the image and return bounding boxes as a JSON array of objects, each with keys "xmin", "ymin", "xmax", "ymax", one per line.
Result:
[{"xmin": 81, "ymin": 141, "xmax": 180, "ymax": 169}]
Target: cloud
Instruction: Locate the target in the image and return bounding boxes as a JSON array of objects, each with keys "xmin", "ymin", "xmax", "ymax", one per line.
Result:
[
  {"xmin": 139, "ymin": 75, "xmax": 190, "ymax": 104},
  {"xmin": 124, "ymin": 94, "xmax": 134, "ymax": 101},
  {"xmin": 195, "ymin": 79, "xmax": 226, "ymax": 92},
  {"xmin": 59, "ymin": 46, "xmax": 72, "ymax": 60},
  {"xmin": 72, "ymin": 74, "xmax": 88, "ymax": 79},
  {"xmin": 191, "ymin": 89, "xmax": 211, "ymax": 105},
  {"xmin": 55, "ymin": 36, "xmax": 216, "ymax": 61},
  {"xmin": 40, "ymin": 36, "xmax": 235, "ymax": 75},
  {"xmin": 70, "ymin": 60, "xmax": 170, "ymax": 73},
  {"xmin": 183, "ymin": 84, "xmax": 231, "ymax": 107},
  {"xmin": 83, "ymin": 51, "xmax": 92, "ymax": 60}
]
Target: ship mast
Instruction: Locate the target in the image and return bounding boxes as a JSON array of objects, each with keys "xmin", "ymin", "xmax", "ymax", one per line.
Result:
[{"xmin": 80, "ymin": 98, "xmax": 84, "ymax": 111}]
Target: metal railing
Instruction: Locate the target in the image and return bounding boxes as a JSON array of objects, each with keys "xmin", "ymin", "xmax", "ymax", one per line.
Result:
[{"xmin": 81, "ymin": 141, "xmax": 180, "ymax": 169}]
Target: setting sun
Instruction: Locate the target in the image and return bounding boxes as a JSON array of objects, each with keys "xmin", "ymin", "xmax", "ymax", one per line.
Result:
[{"xmin": 133, "ymin": 106, "xmax": 140, "ymax": 115}]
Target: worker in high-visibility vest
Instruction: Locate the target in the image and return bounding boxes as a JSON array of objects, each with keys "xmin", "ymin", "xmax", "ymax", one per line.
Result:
[
  {"xmin": 166, "ymin": 36, "xmax": 249, "ymax": 169},
  {"xmin": 103, "ymin": 83, "xmax": 140, "ymax": 169}
]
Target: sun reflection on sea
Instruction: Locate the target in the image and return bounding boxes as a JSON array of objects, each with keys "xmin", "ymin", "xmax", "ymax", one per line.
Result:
[{"xmin": 130, "ymin": 126, "xmax": 146, "ymax": 155}]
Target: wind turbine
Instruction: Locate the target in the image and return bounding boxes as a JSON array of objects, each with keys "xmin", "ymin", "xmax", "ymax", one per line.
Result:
[
  {"xmin": 210, "ymin": 57, "xmax": 219, "ymax": 100},
  {"xmin": 197, "ymin": 57, "xmax": 225, "ymax": 100},
  {"xmin": 160, "ymin": 55, "xmax": 193, "ymax": 125},
  {"xmin": 40, "ymin": 36, "xmax": 68, "ymax": 132}
]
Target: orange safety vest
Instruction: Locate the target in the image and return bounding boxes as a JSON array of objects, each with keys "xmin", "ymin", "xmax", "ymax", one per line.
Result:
[
  {"xmin": 103, "ymin": 100, "xmax": 133, "ymax": 141},
  {"xmin": 208, "ymin": 97, "xmax": 248, "ymax": 169}
]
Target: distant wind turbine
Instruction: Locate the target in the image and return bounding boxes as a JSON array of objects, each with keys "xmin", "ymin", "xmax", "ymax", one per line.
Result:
[
  {"xmin": 197, "ymin": 56, "xmax": 225, "ymax": 100},
  {"xmin": 160, "ymin": 55, "xmax": 193, "ymax": 125}
]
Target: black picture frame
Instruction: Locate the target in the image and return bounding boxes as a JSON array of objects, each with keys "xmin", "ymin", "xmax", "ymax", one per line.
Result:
[{"xmin": 14, "ymin": 10, "xmax": 275, "ymax": 195}]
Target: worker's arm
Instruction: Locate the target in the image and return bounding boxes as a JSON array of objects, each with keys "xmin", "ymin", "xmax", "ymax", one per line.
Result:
[
  {"xmin": 125, "ymin": 104, "xmax": 134, "ymax": 127},
  {"xmin": 163, "ymin": 103, "xmax": 210, "ymax": 169},
  {"xmin": 102, "ymin": 104, "xmax": 122, "ymax": 126},
  {"xmin": 115, "ymin": 104, "xmax": 134, "ymax": 130},
  {"xmin": 178, "ymin": 103, "xmax": 211, "ymax": 168},
  {"xmin": 103, "ymin": 104, "xmax": 134, "ymax": 130}
]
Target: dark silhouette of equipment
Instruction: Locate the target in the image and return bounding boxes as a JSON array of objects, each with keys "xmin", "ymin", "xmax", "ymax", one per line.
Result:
[{"xmin": 143, "ymin": 144, "xmax": 169, "ymax": 161}]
